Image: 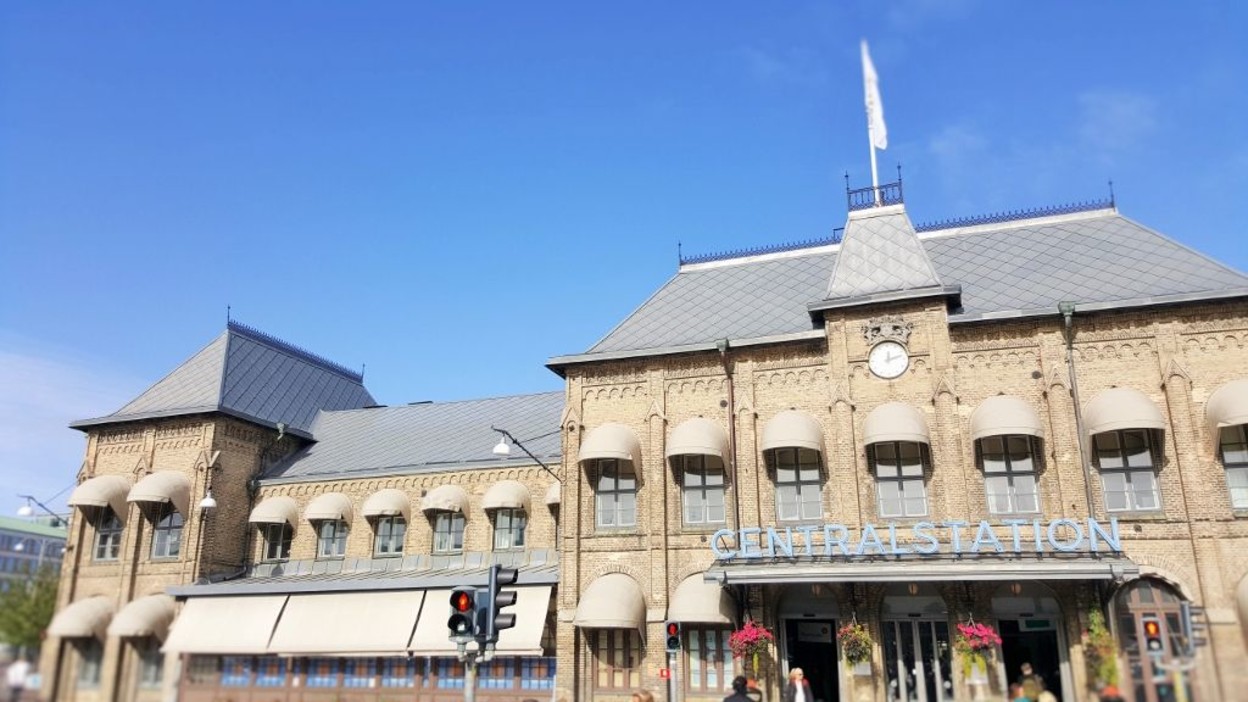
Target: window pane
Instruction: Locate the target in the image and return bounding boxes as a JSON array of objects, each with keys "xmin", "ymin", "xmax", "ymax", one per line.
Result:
[
  {"xmin": 986, "ymin": 476, "xmax": 1013, "ymax": 514},
  {"xmin": 878, "ymin": 481, "xmax": 902, "ymax": 518},
  {"xmin": 1123, "ymin": 431, "xmax": 1154, "ymax": 468},
  {"xmin": 875, "ymin": 461, "xmax": 898, "ymax": 478},
  {"xmin": 1221, "ymin": 426, "xmax": 1248, "ymax": 463},
  {"xmin": 776, "ymin": 465, "xmax": 796, "ymax": 483},
  {"xmin": 980, "ymin": 435, "xmax": 1004, "ymax": 458},
  {"xmin": 982, "ymin": 451, "xmax": 1007, "ymax": 473},
  {"xmin": 875, "ymin": 442, "xmax": 897, "ymax": 462},
  {"xmin": 1227, "ymin": 466, "xmax": 1248, "ymax": 509},
  {"xmin": 776, "ymin": 486, "xmax": 798, "ymax": 520},
  {"xmin": 1129, "ymin": 470, "xmax": 1159, "ymax": 510},
  {"xmin": 1102, "ymin": 472, "xmax": 1129, "ymax": 511},
  {"xmin": 1013, "ymin": 475, "xmax": 1039, "ymax": 513},
  {"xmin": 1095, "ymin": 433, "xmax": 1123, "ymax": 468}
]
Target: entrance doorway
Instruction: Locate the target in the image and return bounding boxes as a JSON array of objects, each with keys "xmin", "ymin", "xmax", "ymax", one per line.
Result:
[
  {"xmin": 881, "ymin": 585, "xmax": 953, "ymax": 702},
  {"xmin": 783, "ymin": 619, "xmax": 839, "ymax": 702},
  {"xmin": 992, "ymin": 582, "xmax": 1070, "ymax": 701}
]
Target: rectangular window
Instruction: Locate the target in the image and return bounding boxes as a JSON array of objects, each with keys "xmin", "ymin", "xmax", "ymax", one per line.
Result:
[
  {"xmin": 872, "ymin": 441, "xmax": 929, "ymax": 518},
  {"xmin": 138, "ymin": 638, "xmax": 163, "ymax": 687},
  {"xmin": 1220, "ymin": 425, "xmax": 1248, "ymax": 509},
  {"xmin": 679, "ymin": 455, "xmax": 727, "ymax": 526},
  {"xmin": 772, "ymin": 448, "xmax": 823, "ymax": 521},
  {"xmin": 185, "ymin": 656, "xmax": 219, "ymax": 686},
  {"xmin": 595, "ymin": 459, "xmax": 638, "ymax": 528},
  {"xmin": 254, "ymin": 657, "xmax": 287, "ymax": 687},
  {"xmin": 520, "ymin": 657, "xmax": 557, "ymax": 690},
  {"xmin": 262, "ymin": 523, "xmax": 292, "ymax": 561},
  {"xmin": 305, "ymin": 658, "xmax": 340, "ymax": 687},
  {"xmin": 685, "ymin": 627, "xmax": 735, "ymax": 693},
  {"xmin": 478, "ymin": 658, "xmax": 515, "ymax": 689},
  {"xmin": 593, "ymin": 629, "xmax": 641, "ymax": 690},
  {"xmin": 93, "ymin": 509, "xmax": 123, "ymax": 561},
  {"xmin": 343, "ymin": 659, "xmax": 376, "ymax": 688},
  {"xmin": 220, "ymin": 657, "xmax": 252, "ymax": 687},
  {"xmin": 433, "ymin": 512, "xmax": 466, "ymax": 554},
  {"xmin": 436, "ymin": 658, "xmax": 466, "ymax": 689},
  {"xmin": 150, "ymin": 504, "xmax": 184, "ymax": 560},
  {"xmin": 76, "ymin": 639, "xmax": 103, "ymax": 688},
  {"xmin": 381, "ymin": 658, "xmax": 417, "ymax": 688},
  {"xmin": 374, "ymin": 516, "xmax": 407, "ymax": 557},
  {"xmin": 316, "ymin": 520, "xmax": 348, "ymax": 559},
  {"xmin": 494, "ymin": 508, "xmax": 528, "ymax": 550},
  {"xmin": 981, "ymin": 435, "xmax": 1041, "ymax": 514},
  {"xmin": 1095, "ymin": 430, "xmax": 1161, "ymax": 512}
]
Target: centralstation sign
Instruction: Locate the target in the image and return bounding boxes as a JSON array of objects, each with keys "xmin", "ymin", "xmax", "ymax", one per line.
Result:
[{"xmin": 710, "ymin": 517, "xmax": 1122, "ymax": 560}]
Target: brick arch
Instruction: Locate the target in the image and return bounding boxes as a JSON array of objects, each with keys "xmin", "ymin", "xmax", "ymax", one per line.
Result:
[
  {"xmin": 670, "ymin": 562, "xmax": 719, "ymax": 595},
  {"xmin": 1118, "ymin": 555, "xmax": 1198, "ymax": 602}
]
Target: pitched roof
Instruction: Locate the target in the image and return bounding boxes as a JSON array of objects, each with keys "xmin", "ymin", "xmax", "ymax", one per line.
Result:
[
  {"xmin": 554, "ymin": 208, "xmax": 1248, "ymax": 364},
  {"xmin": 826, "ymin": 205, "xmax": 943, "ymax": 299},
  {"xmin": 71, "ymin": 321, "xmax": 375, "ymax": 437},
  {"xmin": 0, "ymin": 515, "xmax": 69, "ymax": 539},
  {"xmin": 261, "ymin": 391, "xmax": 564, "ymax": 482}
]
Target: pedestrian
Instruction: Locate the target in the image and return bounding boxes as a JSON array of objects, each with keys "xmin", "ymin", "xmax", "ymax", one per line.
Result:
[
  {"xmin": 723, "ymin": 675, "xmax": 753, "ymax": 702},
  {"xmin": 783, "ymin": 666, "xmax": 813, "ymax": 702},
  {"xmin": 6, "ymin": 658, "xmax": 30, "ymax": 702},
  {"xmin": 1018, "ymin": 662, "xmax": 1040, "ymax": 700},
  {"xmin": 1034, "ymin": 675, "xmax": 1057, "ymax": 702},
  {"xmin": 631, "ymin": 690, "xmax": 655, "ymax": 702},
  {"xmin": 1008, "ymin": 682, "xmax": 1027, "ymax": 702}
]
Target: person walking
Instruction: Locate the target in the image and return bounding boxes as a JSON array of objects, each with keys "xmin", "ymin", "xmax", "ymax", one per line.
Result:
[
  {"xmin": 723, "ymin": 675, "xmax": 753, "ymax": 702},
  {"xmin": 631, "ymin": 690, "xmax": 655, "ymax": 702},
  {"xmin": 6, "ymin": 658, "xmax": 30, "ymax": 702},
  {"xmin": 783, "ymin": 667, "xmax": 813, "ymax": 702}
]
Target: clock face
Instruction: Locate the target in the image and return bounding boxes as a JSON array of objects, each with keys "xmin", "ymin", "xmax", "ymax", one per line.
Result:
[{"xmin": 868, "ymin": 341, "xmax": 909, "ymax": 379}]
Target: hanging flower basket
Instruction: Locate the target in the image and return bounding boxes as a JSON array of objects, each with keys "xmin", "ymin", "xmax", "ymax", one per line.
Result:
[
  {"xmin": 728, "ymin": 620, "xmax": 775, "ymax": 680},
  {"xmin": 953, "ymin": 620, "xmax": 1002, "ymax": 680},
  {"xmin": 836, "ymin": 621, "xmax": 873, "ymax": 666}
]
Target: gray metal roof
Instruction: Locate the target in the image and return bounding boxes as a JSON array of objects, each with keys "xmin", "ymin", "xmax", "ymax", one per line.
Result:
[
  {"xmin": 826, "ymin": 205, "xmax": 943, "ymax": 299},
  {"xmin": 262, "ymin": 391, "xmax": 564, "ymax": 482},
  {"xmin": 565, "ymin": 208, "xmax": 1248, "ymax": 360},
  {"xmin": 71, "ymin": 321, "xmax": 375, "ymax": 437}
]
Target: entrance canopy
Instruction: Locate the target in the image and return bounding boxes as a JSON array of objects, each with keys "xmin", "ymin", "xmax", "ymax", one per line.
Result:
[
  {"xmin": 706, "ymin": 556, "xmax": 1138, "ymax": 585},
  {"xmin": 268, "ymin": 590, "xmax": 425, "ymax": 655}
]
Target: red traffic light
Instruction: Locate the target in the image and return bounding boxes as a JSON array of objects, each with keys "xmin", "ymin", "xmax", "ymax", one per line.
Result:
[
  {"xmin": 450, "ymin": 589, "xmax": 474, "ymax": 612},
  {"xmin": 666, "ymin": 622, "xmax": 680, "ymax": 637},
  {"xmin": 1143, "ymin": 619, "xmax": 1161, "ymax": 637}
]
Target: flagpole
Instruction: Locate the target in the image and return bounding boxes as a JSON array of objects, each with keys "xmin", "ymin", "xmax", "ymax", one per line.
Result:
[{"xmin": 868, "ymin": 124, "xmax": 880, "ymax": 205}]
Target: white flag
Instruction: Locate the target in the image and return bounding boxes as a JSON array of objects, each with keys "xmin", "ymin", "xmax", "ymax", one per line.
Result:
[{"xmin": 861, "ymin": 40, "xmax": 888, "ymax": 150}]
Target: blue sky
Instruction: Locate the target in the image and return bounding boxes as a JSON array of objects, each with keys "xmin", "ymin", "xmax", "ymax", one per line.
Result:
[{"xmin": 3, "ymin": 1, "xmax": 1246, "ymax": 510}]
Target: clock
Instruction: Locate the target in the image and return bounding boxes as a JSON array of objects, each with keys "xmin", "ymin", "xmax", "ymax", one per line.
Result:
[{"xmin": 868, "ymin": 341, "xmax": 909, "ymax": 379}]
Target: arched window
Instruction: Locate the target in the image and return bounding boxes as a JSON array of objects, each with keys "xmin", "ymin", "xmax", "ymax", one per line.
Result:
[
  {"xmin": 315, "ymin": 519, "xmax": 348, "ymax": 558},
  {"xmin": 594, "ymin": 459, "xmax": 637, "ymax": 529},
  {"xmin": 150, "ymin": 504, "xmax": 184, "ymax": 559},
  {"xmin": 373, "ymin": 516, "xmax": 406, "ymax": 557},
  {"xmin": 93, "ymin": 508, "xmax": 123, "ymax": 561},
  {"xmin": 1219, "ymin": 425, "xmax": 1248, "ymax": 509},
  {"xmin": 1115, "ymin": 578, "xmax": 1192, "ymax": 702}
]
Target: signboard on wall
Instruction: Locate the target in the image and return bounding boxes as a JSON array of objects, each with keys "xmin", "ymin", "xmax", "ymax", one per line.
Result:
[{"xmin": 796, "ymin": 622, "xmax": 833, "ymax": 643}]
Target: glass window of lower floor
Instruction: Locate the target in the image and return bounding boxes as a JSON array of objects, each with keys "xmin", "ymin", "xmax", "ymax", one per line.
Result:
[
  {"xmin": 182, "ymin": 655, "xmax": 557, "ymax": 692},
  {"xmin": 593, "ymin": 628, "xmax": 641, "ymax": 690},
  {"xmin": 684, "ymin": 626, "xmax": 735, "ymax": 694}
]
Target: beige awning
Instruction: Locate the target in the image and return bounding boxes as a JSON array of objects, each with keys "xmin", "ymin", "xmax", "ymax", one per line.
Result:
[
  {"xmin": 409, "ymin": 586, "xmax": 552, "ymax": 656},
  {"xmin": 483, "ymin": 480, "xmax": 531, "ymax": 512},
  {"xmin": 666, "ymin": 417, "xmax": 730, "ymax": 459},
  {"xmin": 1207, "ymin": 379, "xmax": 1248, "ymax": 447},
  {"xmin": 668, "ymin": 574, "xmax": 734, "ymax": 624},
  {"xmin": 48, "ymin": 596, "xmax": 114, "ymax": 639},
  {"xmin": 969, "ymin": 395, "xmax": 1045, "ymax": 441},
  {"xmin": 578, "ymin": 423, "xmax": 642, "ymax": 463},
  {"xmin": 863, "ymin": 402, "xmax": 930, "ymax": 445},
  {"xmin": 268, "ymin": 591, "xmax": 425, "ymax": 655},
  {"xmin": 574, "ymin": 573, "xmax": 646, "ymax": 629},
  {"xmin": 248, "ymin": 496, "xmax": 299, "ymax": 529},
  {"xmin": 760, "ymin": 410, "xmax": 824, "ymax": 453},
  {"xmin": 128, "ymin": 471, "xmax": 191, "ymax": 517},
  {"xmin": 163, "ymin": 596, "xmax": 287, "ymax": 654},
  {"xmin": 422, "ymin": 485, "xmax": 469, "ymax": 513},
  {"xmin": 108, "ymin": 594, "xmax": 176, "ymax": 640},
  {"xmin": 67, "ymin": 475, "xmax": 131, "ymax": 518},
  {"xmin": 305, "ymin": 492, "xmax": 353, "ymax": 523},
  {"xmin": 1084, "ymin": 387, "xmax": 1166, "ymax": 437},
  {"xmin": 544, "ymin": 482, "xmax": 561, "ymax": 507},
  {"xmin": 361, "ymin": 488, "xmax": 411, "ymax": 522}
]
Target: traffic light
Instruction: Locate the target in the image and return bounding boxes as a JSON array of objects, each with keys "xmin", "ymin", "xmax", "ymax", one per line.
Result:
[
  {"xmin": 448, "ymin": 587, "xmax": 477, "ymax": 643},
  {"xmin": 665, "ymin": 620, "xmax": 681, "ymax": 652},
  {"xmin": 1141, "ymin": 614, "xmax": 1164, "ymax": 656},
  {"xmin": 479, "ymin": 564, "xmax": 519, "ymax": 645},
  {"xmin": 1180, "ymin": 601, "xmax": 1208, "ymax": 655}
]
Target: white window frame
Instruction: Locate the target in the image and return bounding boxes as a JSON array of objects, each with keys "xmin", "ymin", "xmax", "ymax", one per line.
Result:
[
  {"xmin": 771, "ymin": 447, "xmax": 823, "ymax": 522},
  {"xmin": 980, "ymin": 435, "xmax": 1041, "ymax": 515},
  {"xmin": 315, "ymin": 519, "xmax": 348, "ymax": 559},
  {"xmin": 373, "ymin": 516, "xmax": 407, "ymax": 557},
  {"xmin": 594, "ymin": 459, "xmax": 638, "ymax": 529},
  {"xmin": 871, "ymin": 441, "xmax": 930, "ymax": 518},
  {"xmin": 261, "ymin": 523, "xmax": 292, "ymax": 561},
  {"xmin": 1095, "ymin": 429, "xmax": 1161, "ymax": 512},
  {"xmin": 493, "ymin": 508, "xmax": 527, "ymax": 551},
  {"xmin": 93, "ymin": 508, "xmax": 124, "ymax": 561},
  {"xmin": 677, "ymin": 455, "xmax": 727, "ymax": 526},
  {"xmin": 432, "ymin": 512, "xmax": 465, "ymax": 554},
  {"xmin": 1220, "ymin": 424, "xmax": 1248, "ymax": 509},
  {"xmin": 150, "ymin": 504, "xmax": 184, "ymax": 560}
]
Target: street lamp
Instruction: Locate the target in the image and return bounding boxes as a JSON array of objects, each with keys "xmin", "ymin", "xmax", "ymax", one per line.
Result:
[
  {"xmin": 489, "ymin": 427, "xmax": 561, "ymax": 482},
  {"xmin": 16, "ymin": 495, "xmax": 65, "ymax": 527},
  {"xmin": 199, "ymin": 490, "xmax": 218, "ymax": 511}
]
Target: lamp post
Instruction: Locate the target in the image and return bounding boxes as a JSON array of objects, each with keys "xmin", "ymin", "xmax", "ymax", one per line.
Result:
[
  {"xmin": 17, "ymin": 494, "xmax": 65, "ymax": 527},
  {"xmin": 489, "ymin": 427, "xmax": 561, "ymax": 483}
]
